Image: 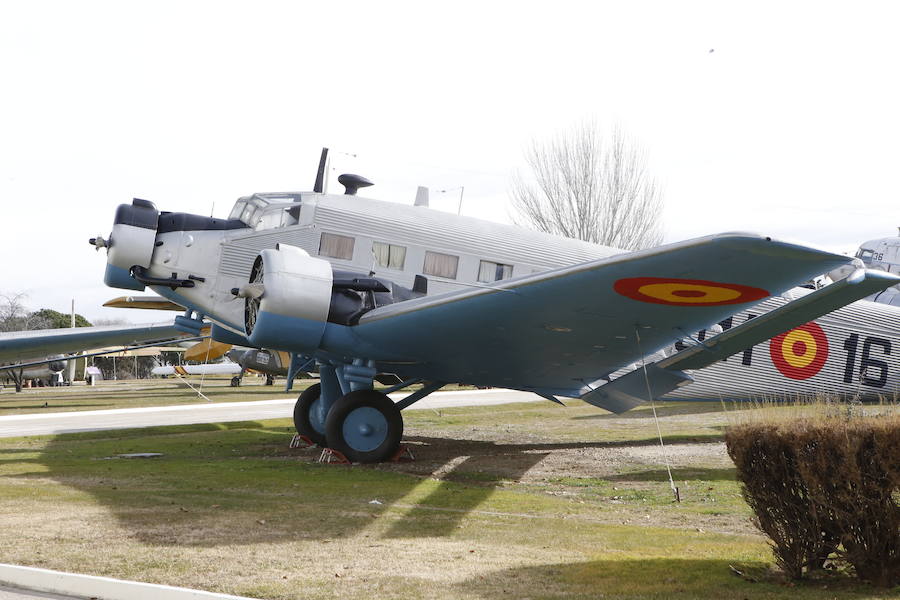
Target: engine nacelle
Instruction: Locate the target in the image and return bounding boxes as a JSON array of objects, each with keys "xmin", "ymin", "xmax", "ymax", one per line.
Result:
[
  {"xmin": 244, "ymin": 244, "xmax": 333, "ymax": 352},
  {"xmin": 104, "ymin": 198, "xmax": 159, "ymax": 291}
]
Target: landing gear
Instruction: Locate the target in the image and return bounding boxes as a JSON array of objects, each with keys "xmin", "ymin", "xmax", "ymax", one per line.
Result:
[
  {"xmin": 293, "ymin": 383, "xmax": 327, "ymax": 446},
  {"xmin": 325, "ymin": 389, "xmax": 403, "ymax": 463},
  {"xmin": 230, "ymin": 376, "xmax": 241, "ymax": 387},
  {"xmin": 265, "ymin": 375, "xmax": 274, "ymax": 386}
]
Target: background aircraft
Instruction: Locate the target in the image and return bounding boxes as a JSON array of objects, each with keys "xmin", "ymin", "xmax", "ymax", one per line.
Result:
[
  {"xmin": 151, "ymin": 348, "xmax": 299, "ymax": 387},
  {"xmin": 0, "ymin": 323, "xmax": 195, "ymax": 392},
  {"xmin": 628, "ymin": 289, "xmax": 900, "ymax": 400},
  {"xmin": 849, "ymin": 228, "xmax": 900, "ymax": 306},
  {"xmin": 90, "ymin": 153, "xmax": 899, "ymax": 461}
]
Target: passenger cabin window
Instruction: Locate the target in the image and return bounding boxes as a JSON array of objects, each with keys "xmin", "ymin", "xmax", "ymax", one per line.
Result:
[
  {"xmin": 372, "ymin": 241, "xmax": 407, "ymax": 270},
  {"xmin": 319, "ymin": 232, "xmax": 355, "ymax": 260},
  {"xmin": 478, "ymin": 260, "xmax": 513, "ymax": 283},
  {"xmin": 423, "ymin": 251, "xmax": 459, "ymax": 279}
]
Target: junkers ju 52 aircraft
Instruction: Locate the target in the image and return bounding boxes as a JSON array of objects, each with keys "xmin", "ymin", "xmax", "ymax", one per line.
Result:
[{"xmin": 90, "ymin": 150, "xmax": 900, "ymax": 462}]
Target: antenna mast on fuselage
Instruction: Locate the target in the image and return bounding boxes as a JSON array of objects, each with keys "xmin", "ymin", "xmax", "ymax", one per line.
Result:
[{"xmin": 313, "ymin": 148, "xmax": 329, "ymax": 194}]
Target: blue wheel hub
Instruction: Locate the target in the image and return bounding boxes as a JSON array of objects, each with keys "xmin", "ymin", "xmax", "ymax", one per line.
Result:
[
  {"xmin": 342, "ymin": 406, "xmax": 389, "ymax": 452},
  {"xmin": 309, "ymin": 396, "xmax": 327, "ymax": 435}
]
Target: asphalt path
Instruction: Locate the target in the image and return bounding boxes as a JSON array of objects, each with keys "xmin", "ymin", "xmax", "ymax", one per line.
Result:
[
  {"xmin": 0, "ymin": 587, "xmax": 77, "ymax": 600},
  {"xmin": 0, "ymin": 389, "xmax": 543, "ymax": 438}
]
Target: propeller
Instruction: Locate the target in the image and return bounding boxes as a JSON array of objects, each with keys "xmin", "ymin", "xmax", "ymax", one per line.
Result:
[{"xmin": 89, "ymin": 235, "xmax": 109, "ymax": 251}]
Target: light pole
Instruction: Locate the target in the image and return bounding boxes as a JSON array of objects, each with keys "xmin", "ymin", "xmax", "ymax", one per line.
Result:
[{"xmin": 436, "ymin": 186, "xmax": 465, "ymax": 215}]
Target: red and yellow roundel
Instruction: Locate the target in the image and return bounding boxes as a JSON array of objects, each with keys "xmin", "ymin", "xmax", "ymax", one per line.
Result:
[
  {"xmin": 613, "ymin": 277, "xmax": 770, "ymax": 306},
  {"xmin": 769, "ymin": 322, "xmax": 829, "ymax": 380}
]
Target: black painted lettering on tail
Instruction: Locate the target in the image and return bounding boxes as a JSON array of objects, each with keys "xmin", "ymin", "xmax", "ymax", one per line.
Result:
[{"xmin": 741, "ymin": 314, "xmax": 757, "ymax": 366}]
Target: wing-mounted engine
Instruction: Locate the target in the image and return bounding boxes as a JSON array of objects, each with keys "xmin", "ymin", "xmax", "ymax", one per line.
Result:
[
  {"xmin": 242, "ymin": 244, "xmax": 334, "ymax": 352},
  {"xmin": 99, "ymin": 199, "xmax": 160, "ymax": 291},
  {"xmin": 242, "ymin": 244, "xmax": 428, "ymax": 353}
]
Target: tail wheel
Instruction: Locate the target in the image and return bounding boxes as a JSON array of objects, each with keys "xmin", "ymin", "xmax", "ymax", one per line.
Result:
[
  {"xmin": 293, "ymin": 383, "xmax": 327, "ymax": 446},
  {"xmin": 325, "ymin": 389, "xmax": 403, "ymax": 463},
  {"xmin": 230, "ymin": 376, "xmax": 241, "ymax": 387}
]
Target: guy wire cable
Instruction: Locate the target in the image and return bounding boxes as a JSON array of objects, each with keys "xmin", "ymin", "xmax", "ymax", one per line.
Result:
[{"xmin": 635, "ymin": 327, "xmax": 680, "ymax": 503}]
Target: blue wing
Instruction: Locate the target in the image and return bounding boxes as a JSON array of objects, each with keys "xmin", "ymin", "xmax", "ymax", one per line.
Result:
[{"xmin": 347, "ymin": 233, "xmax": 857, "ymax": 396}]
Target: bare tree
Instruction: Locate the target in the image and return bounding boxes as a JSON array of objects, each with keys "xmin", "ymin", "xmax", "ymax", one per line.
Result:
[
  {"xmin": 511, "ymin": 123, "xmax": 664, "ymax": 250},
  {"xmin": 0, "ymin": 292, "xmax": 47, "ymax": 332}
]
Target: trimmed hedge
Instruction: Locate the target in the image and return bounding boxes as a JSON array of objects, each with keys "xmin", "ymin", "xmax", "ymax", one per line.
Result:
[{"xmin": 726, "ymin": 414, "xmax": 899, "ymax": 586}]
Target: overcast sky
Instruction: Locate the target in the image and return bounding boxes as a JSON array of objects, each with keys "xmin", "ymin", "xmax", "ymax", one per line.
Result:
[{"xmin": 2, "ymin": 1, "xmax": 899, "ymax": 323}]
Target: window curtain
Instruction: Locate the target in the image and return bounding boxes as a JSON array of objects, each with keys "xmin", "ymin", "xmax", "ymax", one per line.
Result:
[{"xmin": 424, "ymin": 251, "xmax": 458, "ymax": 279}]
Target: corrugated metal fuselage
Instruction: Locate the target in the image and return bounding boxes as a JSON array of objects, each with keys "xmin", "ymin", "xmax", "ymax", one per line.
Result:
[
  {"xmin": 144, "ymin": 191, "xmax": 899, "ymax": 401},
  {"xmin": 662, "ymin": 289, "xmax": 900, "ymax": 400}
]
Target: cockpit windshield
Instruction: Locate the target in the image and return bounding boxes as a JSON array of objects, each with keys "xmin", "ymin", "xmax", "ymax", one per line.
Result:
[
  {"xmin": 227, "ymin": 196, "xmax": 274, "ymax": 226},
  {"xmin": 227, "ymin": 193, "xmax": 303, "ymax": 229},
  {"xmin": 228, "ymin": 200, "xmax": 247, "ymax": 221}
]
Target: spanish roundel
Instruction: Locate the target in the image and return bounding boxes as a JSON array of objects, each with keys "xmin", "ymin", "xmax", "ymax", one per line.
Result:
[
  {"xmin": 613, "ymin": 277, "xmax": 770, "ymax": 306},
  {"xmin": 769, "ymin": 321, "xmax": 829, "ymax": 380}
]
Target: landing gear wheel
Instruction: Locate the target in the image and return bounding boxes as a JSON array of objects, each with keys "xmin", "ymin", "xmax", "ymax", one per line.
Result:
[
  {"xmin": 293, "ymin": 383, "xmax": 327, "ymax": 446},
  {"xmin": 325, "ymin": 389, "xmax": 403, "ymax": 463},
  {"xmin": 265, "ymin": 375, "xmax": 274, "ymax": 386},
  {"xmin": 230, "ymin": 376, "xmax": 241, "ymax": 387}
]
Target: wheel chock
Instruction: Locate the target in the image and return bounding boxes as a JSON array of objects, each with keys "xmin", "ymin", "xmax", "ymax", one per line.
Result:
[
  {"xmin": 288, "ymin": 434, "xmax": 315, "ymax": 449},
  {"xmin": 318, "ymin": 448, "xmax": 351, "ymax": 464},
  {"xmin": 390, "ymin": 444, "xmax": 415, "ymax": 463}
]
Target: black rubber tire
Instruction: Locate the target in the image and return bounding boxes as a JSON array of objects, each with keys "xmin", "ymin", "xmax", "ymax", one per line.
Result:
[
  {"xmin": 325, "ymin": 389, "xmax": 403, "ymax": 463},
  {"xmin": 293, "ymin": 383, "xmax": 327, "ymax": 446},
  {"xmin": 265, "ymin": 375, "xmax": 274, "ymax": 386},
  {"xmin": 230, "ymin": 376, "xmax": 241, "ymax": 387}
]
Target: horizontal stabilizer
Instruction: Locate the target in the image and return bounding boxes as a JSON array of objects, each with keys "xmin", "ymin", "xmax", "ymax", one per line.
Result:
[
  {"xmin": 581, "ymin": 364, "xmax": 693, "ymax": 413},
  {"xmin": 658, "ymin": 268, "xmax": 900, "ymax": 372}
]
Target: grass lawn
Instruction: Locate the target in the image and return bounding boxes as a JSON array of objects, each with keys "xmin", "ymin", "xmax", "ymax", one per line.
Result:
[
  {"xmin": 0, "ymin": 394, "xmax": 895, "ymax": 599},
  {"xmin": 0, "ymin": 377, "xmax": 304, "ymax": 415},
  {"xmin": 0, "ymin": 378, "xmax": 476, "ymax": 415}
]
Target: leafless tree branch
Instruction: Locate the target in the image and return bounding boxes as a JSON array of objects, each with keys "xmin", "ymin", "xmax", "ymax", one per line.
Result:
[{"xmin": 511, "ymin": 123, "xmax": 664, "ymax": 250}]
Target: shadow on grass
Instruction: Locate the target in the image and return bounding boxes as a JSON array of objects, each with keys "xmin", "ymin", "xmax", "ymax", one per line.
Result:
[
  {"xmin": 15, "ymin": 422, "xmax": 730, "ymax": 547},
  {"xmin": 607, "ymin": 466, "xmax": 738, "ymax": 482},
  {"xmin": 452, "ymin": 558, "xmax": 896, "ymax": 599}
]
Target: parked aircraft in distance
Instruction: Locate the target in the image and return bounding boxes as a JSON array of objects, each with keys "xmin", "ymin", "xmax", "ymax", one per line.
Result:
[
  {"xmin": 151, "ymin": 362, "xmax": 242, "ymax": 378},
  {"xmin": 151, "ymin": 348, "xmax": 303, "ymax": 388},
  {"xmin": 91, "ymin": 149, "xmax": 900, "ymax": 461},
  {"xmin": 0, "ymin": 323, "xmax": 192, "ymax": 392},
  {"xmin": 848, "ymin": 228, "xmax": 900, "ymax": 306},
  {"xmin": 0, "ymin": 356, "xmax": 66, "ymax": 389}
]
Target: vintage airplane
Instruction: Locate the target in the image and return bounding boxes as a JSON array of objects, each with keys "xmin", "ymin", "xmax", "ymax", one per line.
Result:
[
  {"xmin": 90, "ymin": 151, "xmax": 900, "ymax": 461},
  {"xmin": 0, "ymin": 322, "xmax": 196, "ymax": 392},
  {"xmin": 849, "ymin": 228, "xmax": 900, "ymax": 306},
  {"xmin": 150, "ymin": 348, "xmax": 300, "ymax": 387},
  {"xmin": 0, "ymin": 356, "xmax": 67, "ymax": 389}
]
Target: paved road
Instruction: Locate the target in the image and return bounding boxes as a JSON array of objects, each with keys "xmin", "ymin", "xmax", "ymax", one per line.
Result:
[
  {"xmin": 0, "ymin": 586, "xmax": 77, "ymax": 600},
  {"xmin": 0, "ymin": 389, "xmax": 543, "ymax": 438}
]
